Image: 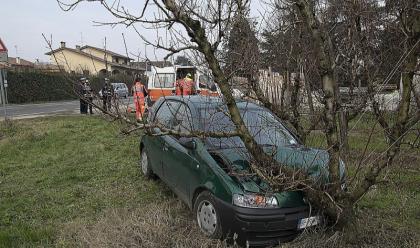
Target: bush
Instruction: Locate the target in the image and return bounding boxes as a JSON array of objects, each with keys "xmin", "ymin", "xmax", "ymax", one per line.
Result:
[
  {"xmin": 6, "ymin": 71, "xmax": 138, "ymax": 104},
  {"xmin": 7, "ymin": 71, "xmax": 77, "ymax": 104}
]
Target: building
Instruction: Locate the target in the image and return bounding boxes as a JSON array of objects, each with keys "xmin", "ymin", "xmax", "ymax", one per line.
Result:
[
  {"xmin": 45, "ymin": 42, "xmax": 145, "ymax": 76},
  {"xmin": 34, "ymin": 60, "xmax": 61, "ymax": 72},
  {"xmin": 0, "ymin": 57, "xmax": 35, "ymax": 71}
]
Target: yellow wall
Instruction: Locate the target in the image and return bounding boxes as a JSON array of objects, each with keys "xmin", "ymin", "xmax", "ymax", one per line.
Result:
[
  {"xmin": 81, "ymin": 47, "xmax": 112, "ymax": 63},
  {"xmin": 49, "ymin": 49, "xmax": 107, "ymax": 75}
]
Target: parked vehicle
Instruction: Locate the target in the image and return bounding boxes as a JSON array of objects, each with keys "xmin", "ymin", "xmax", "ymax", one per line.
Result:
[
  {"xmin": 111, "ymin": 83, "xmax": 129, "ymax": 98},
  {"xmin": 146, "ymin": 65, "xmax": 219, "ymax": 105},
  {"xmin": 139, "ymin": 96, "xmax": 345, "ymax": 247},
  {"xmin": 99, "ymin": 82, "xmax": 129, "ymax": 98}
]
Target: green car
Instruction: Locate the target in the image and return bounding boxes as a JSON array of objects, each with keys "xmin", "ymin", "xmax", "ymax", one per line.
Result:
[{"xmin": 139, "ymin": 96, "xmax": 344, "ymax": 247}]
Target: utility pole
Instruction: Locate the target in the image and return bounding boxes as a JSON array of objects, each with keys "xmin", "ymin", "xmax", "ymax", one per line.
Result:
[
  {"xmin": 104, "ymin": 37, "xmax": 108, "ymax": 75},
  {"xmin": 0, "ymin": 38, "xmax": 8, "ymax": 121},
  {"xmin": 0, "ymin": 69, "xmax": 8, "ymax": 120}
]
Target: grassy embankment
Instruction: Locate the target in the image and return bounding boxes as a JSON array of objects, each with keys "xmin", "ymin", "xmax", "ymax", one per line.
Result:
[{"xmin": 0, "ymin": 116, "xmax": 418, "ymax": 247}]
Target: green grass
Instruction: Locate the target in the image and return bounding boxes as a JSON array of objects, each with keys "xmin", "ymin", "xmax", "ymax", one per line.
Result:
[
  {"xmin": 304, "ymin": 114, "xmax": 420, "ymax": 241},
  {"xmin": 0, "ymin": 116, "xmax": 418, "ymax": 247},
  {"xmin": 0, "ymin": 116, "xmax": 163, "ymax": 247}
]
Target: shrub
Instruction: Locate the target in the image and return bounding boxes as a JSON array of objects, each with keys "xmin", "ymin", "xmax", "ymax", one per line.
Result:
[
  {"xmin": 7, "ymin": 71, "xmax": 77, "ymax": 103},
  {"xmin": 6, "ymin": 71, "xmax": 139, "ymax": 104}
]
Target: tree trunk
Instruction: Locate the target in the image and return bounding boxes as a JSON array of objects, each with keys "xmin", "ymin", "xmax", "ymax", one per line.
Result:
[
  {"xmin": 295, "ymin": 0, "xmax": 341, "ymax": 188},
  {"xmin": 339, "ymin": 111, "xmax": 349, "ymax": 154}
]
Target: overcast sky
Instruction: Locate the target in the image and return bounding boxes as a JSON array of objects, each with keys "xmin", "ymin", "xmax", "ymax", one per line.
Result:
[{"xmin": 0, "ymin": 0, "xmax": 266, "ymax": 63}]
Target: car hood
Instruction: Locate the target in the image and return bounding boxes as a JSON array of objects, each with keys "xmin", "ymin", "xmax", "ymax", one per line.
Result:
[
  {"xmin": 209, "ymin": 145, "xmax": 330, "ymax": 208},
  {"xmin": 212, "ymin": 145, "xmax": 329, "ymax": 176}
]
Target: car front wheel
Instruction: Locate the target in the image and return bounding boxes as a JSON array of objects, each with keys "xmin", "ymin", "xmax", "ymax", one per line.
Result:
[
  {"xmin": 194, "ymin": 191, "xmax": 223, "ymax": 239},
  {"xmin": 140, "ymin": 148, "xmax": 154, "ymax": 178}
]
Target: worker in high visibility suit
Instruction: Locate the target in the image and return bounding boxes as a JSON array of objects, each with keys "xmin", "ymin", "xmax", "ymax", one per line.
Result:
[
  {"xmin": 132, "ymin": 78, "xmax": 148, "ymax": 121},
  {"xmin": 174, "ymin": 73, "xmax": 195, "ymax": 96}
]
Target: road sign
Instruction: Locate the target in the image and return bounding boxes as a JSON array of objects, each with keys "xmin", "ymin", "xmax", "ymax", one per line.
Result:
[{"xmin": 0, "ymin": 38, "xmax": 8, "ymax": 63}]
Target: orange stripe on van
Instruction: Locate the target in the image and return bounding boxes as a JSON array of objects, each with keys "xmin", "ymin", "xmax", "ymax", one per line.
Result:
[
  {"xmin": 149, "ymin": 88, "xmax": 220, "ymax": 102},
  {"xmin": 149, "ymin": 89, "xmax": 173, "ymax": 102}
]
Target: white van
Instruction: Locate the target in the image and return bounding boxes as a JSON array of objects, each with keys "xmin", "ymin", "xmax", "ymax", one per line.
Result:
[{"xmin": 146, "ymin": 65, "xmax": 219, "ymax": 104}]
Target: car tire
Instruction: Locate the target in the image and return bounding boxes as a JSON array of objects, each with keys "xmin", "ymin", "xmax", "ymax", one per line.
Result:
[
  {"xmin": 194, "ymin": 191, "xmax": 223, "ymax": 239},
  {"xmin": 140, "ymin": 148, "xmax": 154, "ymax": 179}
]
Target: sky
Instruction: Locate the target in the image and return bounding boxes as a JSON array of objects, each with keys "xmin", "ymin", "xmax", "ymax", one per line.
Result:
[{"xmin": 0, "ymin": 0, "xmax": 266, "ymax": 63}]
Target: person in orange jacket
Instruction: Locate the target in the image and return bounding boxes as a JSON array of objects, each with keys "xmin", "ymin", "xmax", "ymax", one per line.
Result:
[
  {"xmin": 174, "ymin": 73, "xmax": 195, "ymax": 96},
  {"xmin": 132, "ymin": 78, "xmax": 148, "ymax": 121}
]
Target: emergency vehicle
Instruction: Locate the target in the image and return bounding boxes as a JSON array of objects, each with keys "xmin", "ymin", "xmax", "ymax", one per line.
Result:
[{"xmin": 146, "ymin": 65, "xmax": 219, "ymax": 105}]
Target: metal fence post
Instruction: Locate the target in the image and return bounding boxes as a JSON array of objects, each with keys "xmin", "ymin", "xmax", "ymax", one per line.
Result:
[{"xmin": 0, "ymin": 69, "xmax": 7, "ymax": 120}]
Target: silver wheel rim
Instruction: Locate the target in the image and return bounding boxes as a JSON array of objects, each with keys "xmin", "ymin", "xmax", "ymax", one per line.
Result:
[
  {"xmin": 197, "ymin": 200, "xmax": 217, "ymax": 236},
  {"xmin": 141, "ymin": 151, "xmax": 148, "ymax": 175}
]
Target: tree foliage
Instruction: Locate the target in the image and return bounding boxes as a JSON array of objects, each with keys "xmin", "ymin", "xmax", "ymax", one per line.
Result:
[
  {"xmin": 174, "ymin": 55, "xmax": 193, "ymax": 66},
  {"xmin": 224, "ymin": 10, "xmax": 260, "ymax": 80}
]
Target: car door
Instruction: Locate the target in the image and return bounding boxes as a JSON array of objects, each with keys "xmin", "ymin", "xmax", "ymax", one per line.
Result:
[
  {"xmin": 161, "ymin": 103, "xmax": 199, "ymax": 203},
  {"xmin": 148, "ymin": 100, "xmax": 180, "ymax": 178}
]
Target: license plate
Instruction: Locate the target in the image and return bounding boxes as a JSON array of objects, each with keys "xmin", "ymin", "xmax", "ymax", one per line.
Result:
[{"xmin": 297, "ymin": 215, "xmax": 321, "ymax": 229}]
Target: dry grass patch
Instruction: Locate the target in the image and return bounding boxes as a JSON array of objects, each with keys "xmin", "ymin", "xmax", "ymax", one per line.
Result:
[{"xmin": 57, "ymin": 199, "xmax": 231, "ymax": 248}]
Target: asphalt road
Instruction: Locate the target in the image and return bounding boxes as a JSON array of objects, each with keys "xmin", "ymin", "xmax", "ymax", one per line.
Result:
[
  {"xmin": 0, "ymin": 100, "xmax": 80, "ymax": 120},
  {"xmin": 0, "ymin": 97, "xmax": 134, "ymax": 120}
]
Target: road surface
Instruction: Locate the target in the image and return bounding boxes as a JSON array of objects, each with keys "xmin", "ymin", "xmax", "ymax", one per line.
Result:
[{"xmin": 0, "ymin": 97, "xmax": 134, "ymax": 120}]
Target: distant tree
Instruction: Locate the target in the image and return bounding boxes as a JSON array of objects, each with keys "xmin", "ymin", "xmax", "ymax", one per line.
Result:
[
  {"xmin": 224, "ymin": 7, "xmax": 260, "ymax": 81},
  {"xmin": 174, "ymin": 55, "xmax": 193, "ymax": 66}
]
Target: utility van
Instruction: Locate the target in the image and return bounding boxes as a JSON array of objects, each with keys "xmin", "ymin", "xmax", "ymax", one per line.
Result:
[{"xmin": 146, "ymin": 65, "xmax": 219, "ymax": 105}]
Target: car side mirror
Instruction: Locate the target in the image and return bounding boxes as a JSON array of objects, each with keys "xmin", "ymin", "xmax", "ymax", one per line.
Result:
[{"xmin": 179, "ymin": 137, "xmax": 197, "ymax": 150}]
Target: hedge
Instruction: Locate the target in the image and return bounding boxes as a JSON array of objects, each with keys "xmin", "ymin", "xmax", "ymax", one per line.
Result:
[{"xmin": 6, "ymin": 71, "xmax": 138, "ymax": 104}]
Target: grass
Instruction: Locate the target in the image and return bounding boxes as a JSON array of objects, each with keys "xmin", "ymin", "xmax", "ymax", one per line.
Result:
[
  {"xmin": 0, "ymin": 116, "xmax": 163, "ymax": 247},
  {"xmin": 0, "ymin": 116, "xmax": 419, "ymax": 247}
]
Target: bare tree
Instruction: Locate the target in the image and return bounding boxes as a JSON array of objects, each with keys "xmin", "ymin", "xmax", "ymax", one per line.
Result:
[{"xmin": 56, "ymin": 0, "xmax": 419, "ymax": 230}]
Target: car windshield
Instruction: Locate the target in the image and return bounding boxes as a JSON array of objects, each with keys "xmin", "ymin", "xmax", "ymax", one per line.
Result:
[{"xmin": 201, "ymin": 107, "xmax": 299, "ymax": 149}]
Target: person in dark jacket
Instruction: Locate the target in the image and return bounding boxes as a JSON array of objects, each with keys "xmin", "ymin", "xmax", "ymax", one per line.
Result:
[
  {"xmin": 79, "ymin": 78, "xmax": 88, "ymax": 114},
  {"xmin": 101, "ymin": 78, "xmax": 113, "ymax": 111},
  {"xmin": 84, "ymin": 79, "xmax": 94, "ymax": 114}
]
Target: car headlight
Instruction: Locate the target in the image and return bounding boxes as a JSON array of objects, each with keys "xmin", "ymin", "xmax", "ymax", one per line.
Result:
[{"xmin": 233, "ymin": 193, "xmax": 279, "ymax": 208}]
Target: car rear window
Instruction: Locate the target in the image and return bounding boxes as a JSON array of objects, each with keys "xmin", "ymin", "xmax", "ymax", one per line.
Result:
[{"xmin": 154, "ymin": 100, "xmax": 180, "ymax": 128}]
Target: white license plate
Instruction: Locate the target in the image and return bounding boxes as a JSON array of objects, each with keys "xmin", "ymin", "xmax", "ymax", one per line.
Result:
[{"xmin": 297, "ymin": 215, "xmax": 321, "ymax": 229}]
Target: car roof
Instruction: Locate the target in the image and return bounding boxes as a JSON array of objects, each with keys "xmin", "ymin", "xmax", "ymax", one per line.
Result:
[
  {"xmin": 160, "ymin": 95, "xmax": 262, "ymax": 111},
  {"xmin": 152, "ymin": 95, "xmax": 302, "ymax": 144}
]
